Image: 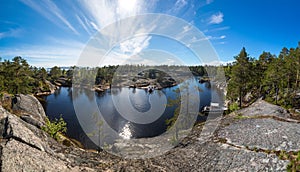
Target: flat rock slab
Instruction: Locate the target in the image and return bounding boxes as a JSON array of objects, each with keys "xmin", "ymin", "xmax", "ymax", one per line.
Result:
[
  {"xmin": 149, "ymin": 142, "xmax": 288, "ymax": 172},
  {"xmin": 237, "ymin": 99, "xmax": 290, "ymax": 118},
  {"xmin": 1, "ymin": 140, "xmax": 70, "ymax": 172},
  {"xmin": 218, "ymin": 118, "xmax": 300, "ymax": 152}
]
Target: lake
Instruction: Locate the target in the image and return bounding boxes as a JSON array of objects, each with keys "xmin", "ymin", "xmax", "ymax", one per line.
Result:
[{"xmin": 40, "ymin": 80, "xmax": 223, "ymax": 149}]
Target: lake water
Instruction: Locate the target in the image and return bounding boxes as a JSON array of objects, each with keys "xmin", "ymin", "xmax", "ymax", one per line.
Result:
[{"xmin": 40, "ymin": 80, "xmax": 223, "ymax": 149}]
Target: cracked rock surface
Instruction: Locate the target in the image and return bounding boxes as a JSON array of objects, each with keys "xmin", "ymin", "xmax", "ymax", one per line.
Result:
[
  {"xmin": 0, "ymin": 98, "xmax": 298, "ymax": 171},
  {"xmin": 218, "ymin": 118, "xmax": 300, "ymax": 152},
  {"xmin": 236, "ymin": 98, "xmax": 290, "ymax": 119}
]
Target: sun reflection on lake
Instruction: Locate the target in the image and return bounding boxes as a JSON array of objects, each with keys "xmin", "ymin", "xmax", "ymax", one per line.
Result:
[{"xmin": 119, "ymin": 122, "xmax": 132, "ymax": 140}]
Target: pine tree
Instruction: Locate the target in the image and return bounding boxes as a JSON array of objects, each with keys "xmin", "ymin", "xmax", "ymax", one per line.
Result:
[{"xmin": 227, "ymin": 47, "xmax": 252, "ymax": 107}]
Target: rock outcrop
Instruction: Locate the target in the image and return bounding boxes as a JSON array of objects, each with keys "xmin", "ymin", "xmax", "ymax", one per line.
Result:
[
  {"xmin": 0, "ymin": 98, "xmax": 299, "ymax": 171},
  {"xmin": 0, "ymin": 106, "xmax": 106, "ymax": 171},
  {"xmin": 236, "ymin": 98, "xmax": 291, "ymax": 119},
  {"xmin": 55, "ymin": 77, "xmax": 72, "ymax": 87},
  {"xmin": 45, "ymin": 80, "xmax": 57, "ymax": 93},
  {"xmin": 12, "ymin": 94, "xmax": 47, "ymax": 123},
  {"xmin": 35, "ymin": 80, "xmax": 57, "ymax": 96}
]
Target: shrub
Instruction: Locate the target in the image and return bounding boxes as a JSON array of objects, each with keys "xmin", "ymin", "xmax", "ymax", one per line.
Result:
[
  {"xmin": 42, "ymin": 116, "xmax": 67, "ymax": 140},
  {"xmin": 287, "ymin": 151, "xmax": 300, "ymax": 172},
  {"xmin": 229, "ymin": 102, "xmax": 239, "ymax": 112}
]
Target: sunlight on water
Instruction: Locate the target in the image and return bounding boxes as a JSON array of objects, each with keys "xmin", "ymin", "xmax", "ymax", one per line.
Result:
[{"xmin": 119, "ymin": 122, "xmax": 132, "ymax": 139}]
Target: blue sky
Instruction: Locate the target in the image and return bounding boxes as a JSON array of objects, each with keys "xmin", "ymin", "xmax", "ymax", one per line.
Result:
[{"xmin": 1, "ymin": 0, "xmax": 300, "ymax": 67}]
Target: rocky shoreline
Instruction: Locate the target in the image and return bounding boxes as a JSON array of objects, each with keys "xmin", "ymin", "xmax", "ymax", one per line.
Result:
[
  {"xmin": 0, "ymin": 94, "xmax": 299, "ymax": 171},
  {"xmin": 39, "ymin": 74, "xmax": 178, "ymax": 95},
  {"xmin": 39, "ymin": 74, "xmax": 222, "ymax": 95}
]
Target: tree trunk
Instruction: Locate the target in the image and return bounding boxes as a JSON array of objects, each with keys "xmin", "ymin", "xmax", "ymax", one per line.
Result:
[
  {"xmin": 296, "ymin": 68, "xmax": 299, "ymax": 90},
  {"xmin": 239, "ymin": 89, "xmax": 242, "ymax": 108},
  {"xmin": 275, "ymin": 86, "xmax": 279, "ymax": 105}
]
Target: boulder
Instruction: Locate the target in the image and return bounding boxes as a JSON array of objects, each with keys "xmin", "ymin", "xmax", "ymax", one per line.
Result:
[{"xmin": 12, "ymin": 94, "xmax": 47, "ymax": 123}]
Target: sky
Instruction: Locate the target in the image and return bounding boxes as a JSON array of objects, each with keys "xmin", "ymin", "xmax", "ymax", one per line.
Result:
[{"xmin": 1, "ymin": 0, "xmax": 300, "ymax": 67}]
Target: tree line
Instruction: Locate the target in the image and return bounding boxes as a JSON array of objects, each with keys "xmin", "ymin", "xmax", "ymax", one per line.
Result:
[
  {"xmin": 226, "ymin": 44, "xmax": 300, "ymax": 109},
  {"xmin": 0, "ymin": 56, "xmax": 74, "ymax": 95},
  {"xmin": 0, "ymin": 56, "xmax": 47, "ymax": 94},
  {"xmin": 1, "ymin": 43, "xmax": 300, "ymax": 110}
]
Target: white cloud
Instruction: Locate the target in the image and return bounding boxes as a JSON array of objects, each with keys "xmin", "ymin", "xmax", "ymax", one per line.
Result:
[
  {"xmin": 217, "ymin": 41, "xmax": 226, "ymax": 45},
  {"xmin": 14, "ymin": 0, "xmax": 222, "ymax": 67},
  {"xmin": 76, "ymin": 14, "xmax": 92, "ymax": 35},
  {"xmin": 78, "ymin": 0, "xmax": 153, "ymax": 57},
  {"xmin": 174, "ymin": 0, "xmax": 187, "ymax": 11},
  {"xmin": 205, "ymin": 26, "xmax": 230, "ymax": 33},
  {"xmin": 166, "ymin": 0, "xmax": 189, "ymax": 14},
  {"xmin": 188, "ymin": 34, "xmax": 226, "ymax": 44},
  {"xmin": 206, "ymin": 35, "xmax": 226, "ymax": 40},
  {"xmin": 0, "ymin": 28, "xmax": 23, "ymax": 39},
  {"xmin": 206, "ymin": 0, "xmax": 214, "ymax": 4},
  {"xmin": 79, "ymin": 0, "xmax": 147, "ymax": 30},
  {"xmin": 0, "ymin": 39, "xmax": 84, "ymax": 67},
  {"xmin": 90, "ymin": 22, "xmax": 99, "ymax": 31},
  {"xmin": 102, "ymin": 49, "xmax": 184, "ymax": 66},
  {"xmin": 119, "ymin": 36, "xmax": 152, "ymax": 55},
  {"xmin": 202, "ymin": 60, "xmax": 233, "ymax": 66},
  {"xmin": 20, "ymin": 0, "xmax": 78, "ymax": 34},
  {"xmin": 183, "ymin": 25, "xmax": 192, "ymax": 33},
  {"xmin": 209, "ymin": 12, "xmax": 224, "ymax": 24},
  {"xmin": 220, "ymin": 35, "xmax": 226, "ymax": 39}
]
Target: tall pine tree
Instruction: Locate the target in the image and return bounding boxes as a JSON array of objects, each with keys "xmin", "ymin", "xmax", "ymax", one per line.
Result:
[{"xmin": 228, "ymin": 47, "xmax": 252, "ymax": 107}]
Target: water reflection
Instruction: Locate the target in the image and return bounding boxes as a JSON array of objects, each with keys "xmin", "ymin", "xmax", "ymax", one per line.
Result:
[
  {"xmin": 119, "ymin": 122, "xmax": 133, "ymax": 140},
  {"xmin": 41, "ymin": 80, "xmax": 223, "ymax": 149}
]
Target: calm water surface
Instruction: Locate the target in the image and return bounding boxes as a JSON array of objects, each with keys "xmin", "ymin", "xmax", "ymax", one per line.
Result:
[{"xmin": 41, "ymin": 81, "xmax": 222, "ymax": 149}]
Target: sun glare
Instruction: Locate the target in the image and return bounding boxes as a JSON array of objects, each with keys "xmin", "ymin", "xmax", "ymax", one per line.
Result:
[{"xmin": 119, "ymin": 0, "xmax": 137, "ymax": 11}]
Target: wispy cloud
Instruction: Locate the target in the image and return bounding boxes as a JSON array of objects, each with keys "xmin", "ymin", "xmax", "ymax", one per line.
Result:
[
  {"xmin": 205, "ymin": 35, "xmax": 226, "ymax": 41},
  {"xmin": 90, "ymin": 22, "xmax": 99, "ymax": 31},
  {"xmin": 119, "ymin": 36, "xmax": 152, "ymax": 55},
  {"xmin": 206, "ymin": 0, "xmax": 214, "ymax": 5},
  {"xmin": 100, "ymin": 49, "xmax": 183, "ymax": 66},
  {"xmin": 204, "ymin": 26, "xmax": 230, "ymax": 33},
  {"xmin": 173, "ymin": 0, "xmax": 188, "ymax": 12},
  {"xmin": 79, "ymin": 0, "xmax": 147, "ymax": 30},
  {"xmin": 209, "ymin": 12, "xmax": 224, "ymax": 24},
  {"xmin": 0, "ymin": 28, "xmax": 23, "ymax": 39},
  {"xmin": 203, "ymin": 60, "xmax": 233, "ymax": 66},
  {"xmin": 189, "ymin": 35, "xmax": 226, "ymax": 43},
  {"xmin": 75, "ymin": 14, "xmax": 92, "ymax": 35},
  {"xmin": 219, "ymin": 35, "xmax": 226, "ymax": 39},
  {"xmin": 1, "ymin": 39, "xmax": 84, "ymax": 67},
  {"xmin": 183, "ymin": 25, "xmax": 193, "ymax": 33},
  {"xmin": 7, "ymin": 0, "xmax": 227, "ymax": 67},
  {"xmin": 20, "ymin": 0, "xmax": 78, "ymax": 34}
]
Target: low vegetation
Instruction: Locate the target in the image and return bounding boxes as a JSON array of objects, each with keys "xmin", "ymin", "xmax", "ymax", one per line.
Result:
[
  {"xmin": 278, "ymin": 150, "xmax": 300, "ymax": 172},
  {"xmin": 42, "ymin": 116, "xmax": 67, "ymax": 140}
]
